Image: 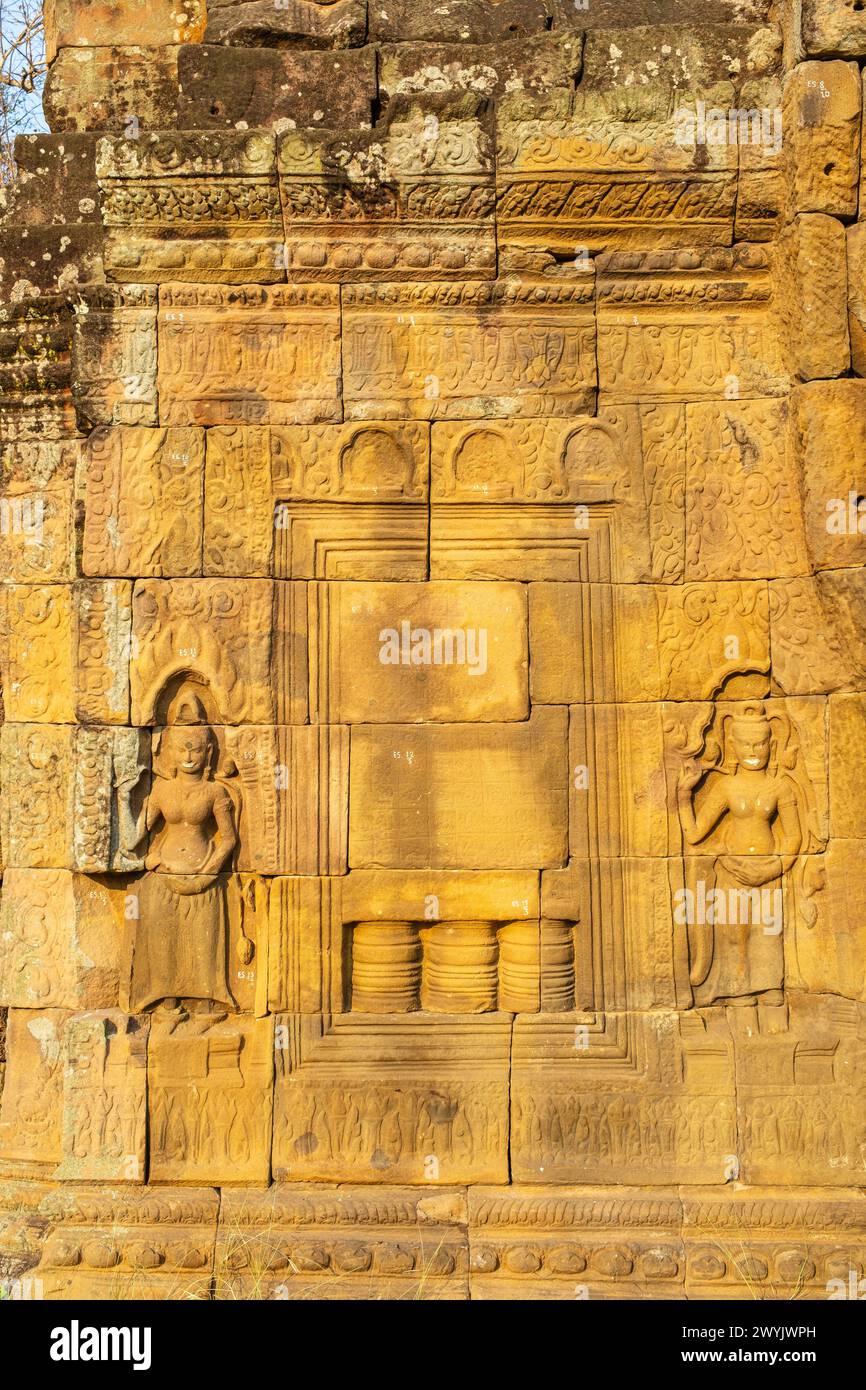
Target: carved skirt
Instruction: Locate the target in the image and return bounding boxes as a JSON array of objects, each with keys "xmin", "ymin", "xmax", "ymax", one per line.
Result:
[
  {"xmin": 692, "ymin": 854, "xmax": 784, "ymax": 1006},
  {"xmin": 124, "ymin": 871, "xmax": 235, "ymax": 1012}
]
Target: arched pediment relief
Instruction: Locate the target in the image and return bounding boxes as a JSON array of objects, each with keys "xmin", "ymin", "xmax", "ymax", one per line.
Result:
[
  {"xmin": 129, "ymin": 579, "xmax": 282, "ymax": 726},
  {"xmin": 446, "ymin": 427, "xmax": 524, "ymax": 499},
  {"xmin": 338, "ymin": 427, "xmax": 416, "ymax": 497},
  {"xmin": 562, "ymin": 419, "xmax": 631, "ymax": 502},
  {"xmin": 151, "ymin": 679, "xmax": 223, "ymax": 738},
  {"xmin": 135, "ymin": 658, "xmax": 241, "ymax": 730},
  {"xmin": 270, "ymin": 421, "xmax": 427, "ymax": 501},
  {"xmin": 432, "ymin": 414, "xmax": 640, "ymax": 505},
  {"xmin": 429, "ymin": 410, "xmax": 652, "ymax": 582}
]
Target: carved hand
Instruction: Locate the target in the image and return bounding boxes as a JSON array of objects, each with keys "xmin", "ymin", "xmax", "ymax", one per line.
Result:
[
  {"xmin": 237, "ymin": 936, "xmax": 254, "ymax": 966},
  {"xmin": 677, "ymin": 760, "xmax": 703, "ymax": 798},
  {"xmin": 114, "ymin": 772, "xmax": 141, "ymax": 796}
]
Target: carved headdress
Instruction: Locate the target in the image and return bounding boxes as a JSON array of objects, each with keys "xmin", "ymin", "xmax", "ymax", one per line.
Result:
[
  {"xmin": 165, "ymin": 690, "xmax": 210, "ymax": 726},
  {"xmin": 154, "ymin": 691, "xmax": 227, "ymax": 783}
]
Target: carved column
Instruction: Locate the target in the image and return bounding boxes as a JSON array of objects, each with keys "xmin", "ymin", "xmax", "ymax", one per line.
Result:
[
  {"xmin": 350, "ymin": 922, "xmax": 421, "ymax": 1013},
  {"xmin": 539, "ymin": 921, "xmax": 577, "ymax": 1014},
  {"xmin": 420, "ymin": 923, "xmax": 499, "ymax": 1014},
  {"xmin": 497, "ymin": 922, "xmax": 541, "ymax": 1012}
]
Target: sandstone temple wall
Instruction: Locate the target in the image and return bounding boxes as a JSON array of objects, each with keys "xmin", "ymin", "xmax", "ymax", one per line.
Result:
[{"xmin": 0, "ymin": 0, "xmax": 865, "ymax": 1300}]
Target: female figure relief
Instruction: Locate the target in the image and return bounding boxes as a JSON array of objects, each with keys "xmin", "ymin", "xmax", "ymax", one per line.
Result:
[
  {"xmin": 116, "ymin": 692, "xmax": 241, "ymax": 1020},
  {"xmin": 676, "ymin": 701, "xmax": 817, "ymax": 1008}
]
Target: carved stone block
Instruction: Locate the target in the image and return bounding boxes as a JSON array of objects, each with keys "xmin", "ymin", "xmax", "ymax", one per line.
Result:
[
  {"xmin": 215, "ymin": 1185, "xmax": 469, "ymax": 1300},
  {"xmin": 223, "ymin": 725, "xmax": 349, "ymax": 874},
  {"xmin": 469, "ymin": 1187, "xmax": 684, "ymax": 1300},
  {"xmin": 0, "ymin": 871, "xmax": 121, "ymax": 1012},
  {"xmin": 56, "ymin": 1011, "xmax": 149, "ymax": 1183},
  {"xmin": 309, "ymin": 580, "xmax": 528, "ymax": 723},
  {"xmin": 349, "ymin": 708, "xmax": 568, "ymax": 869},
  {"xmin": 598, "ymin": 247, "xmax": 789, "ymax": 403},
  {"xmin": 267, "ymin": 870, "xmax": 541, "ymax": 1017},
  {"xmin": 683, "ymin": 1187, "xmax": 866, "ymax": 1299},
  {"xmin": 82, "ymin": 427, "xmax": 204, "ymax": 577},
  {"xmin": 0, "ymin": 440, "xmax": 77, "ymax": 583},
  {"xmin": 542, "ymin": 859, "xmax": 680, "ymax": 1013},
  {"xmin": 0, "ymin": 581, "xmax": 132, "ymax": 725},
  {"xmin": 685, "ymin": 399, "xmax": 808, "ymax": 581},
  {"xmin": 783, "ymin": 60, "xmax": 861, "ymax": 216},
  {"xmin": 129, "ymin": 578, "xmax": 308, "ymax": 725},
  {"xmin": 792, "ymin": 381, "xmax": 866, "ymax": 571},
  {"xmin": 273, "ymin": 1012, "xmax": 510, "ymax": 1183},
  {"xmin": 148, "ymin": 1014, "xmax": 274, "ymax": 1185},
  {"xmin": 35, "ymin": 1186, "xmax": 220, "ymax": 1299},
  {"xmin": 778, "ymin": 214, "xmax": 851, "ymax": 380},
  {"xmin": 277, "ymin": 116, "xmax": 496, "ymax": 282},
  {"xmin": 511, "ymin": 1011, "xmax": 737, "ymax": 1184},
  {"xmin": 343, "ymin": 280, "xmax": 597, "ymax": 420},
  {"xmin": 429, "ymin": 408, "xmax": 653, "ymax": 581},
  {"xmin": 99, "ymin": 132, "xmax": 284, "ymax": 285},
  {"xmin": 0, "ymin": 296, "xmax": 76, "ymax": 441},
  {"xmin": 736, "ymin": 996, "xmax": 866, "ymax": 1185},
  {"xmin": 529, "ymin": 581, "xmax": 770, "ymax": 704},
  {"xmin": 1, "ymin": 724, "xmax": 147, "ymax": 872},
  {"xmin": 770, "ymin": 571, "xmax": 866, "ymax": 695},
  {"xmin": 0, "ymin": 1009, "xmax": 69, "ymax": 1167},
  {"xmin": 157, "ymin": 284, "xmax": 342, "ymax": 426},
  {"xmin": 204, "ymin": 421, "xmax": 429, "ymax": 579},
  {"xmin": 497, "ymin": 85, "xmax": 737, "ymax": 257},
  {"xmin": 72, "ymin": 286, "xmax": 158, "ymax": 428}
]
